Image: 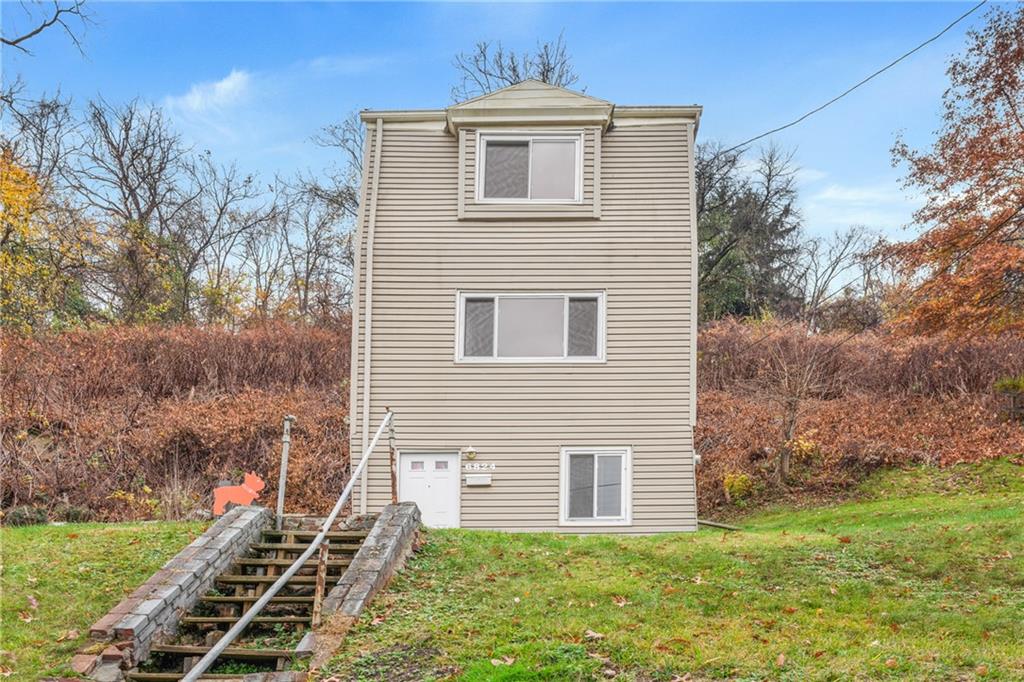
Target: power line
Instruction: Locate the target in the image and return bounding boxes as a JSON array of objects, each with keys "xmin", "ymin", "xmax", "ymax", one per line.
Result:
[{"xmin": 720, "ymin": 0, "xmax": 988, "ymax": 157}]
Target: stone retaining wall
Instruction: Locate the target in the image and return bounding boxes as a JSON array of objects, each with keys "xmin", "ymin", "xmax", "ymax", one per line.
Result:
[
  {"xmin": 322, "ymin": 502, "xmax": 421, "ymax": 618},
  {"xmin": 75, "ymin": 506, "xmax": 271, "ymax": 679},
  {"xmin": 307, "ymin": 502, "xmax": 421, "ymax": 668}
]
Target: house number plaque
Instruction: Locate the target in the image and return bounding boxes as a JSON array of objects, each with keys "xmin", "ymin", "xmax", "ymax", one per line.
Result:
[{"xmin": 463, "ymin": 462, "xmax": 496, "ymax": 471}]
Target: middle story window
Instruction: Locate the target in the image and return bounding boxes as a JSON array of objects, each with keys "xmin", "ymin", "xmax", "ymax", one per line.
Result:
[
  {"xmin": 478, "ymin": 133, "xmax": 582, "ymax": 202},
  {"xmin": 457, "ymin": 292, "xmax": 605, "ymax": 362}
]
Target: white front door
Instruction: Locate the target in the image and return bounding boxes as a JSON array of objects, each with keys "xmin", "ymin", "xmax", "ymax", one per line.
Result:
[{"xmin": 398, "ymin": 452, "xmax": 460, "ymax": 528}]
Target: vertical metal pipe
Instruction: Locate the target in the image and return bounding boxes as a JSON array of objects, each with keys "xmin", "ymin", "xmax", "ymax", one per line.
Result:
[{"xmin": 275, "ymin": 415, "xmax": 295, "ymax": 531}]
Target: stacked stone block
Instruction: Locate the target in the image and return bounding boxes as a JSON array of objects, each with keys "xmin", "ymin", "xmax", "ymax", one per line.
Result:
[{"xmin": 77, "ymin": 505, "xmax": 271, "ymax": 679}]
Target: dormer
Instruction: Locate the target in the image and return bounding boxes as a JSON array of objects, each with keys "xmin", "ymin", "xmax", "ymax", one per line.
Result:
[{"xmin": 448, "ymin": 80, "xmax": 613, "ymax": 220}]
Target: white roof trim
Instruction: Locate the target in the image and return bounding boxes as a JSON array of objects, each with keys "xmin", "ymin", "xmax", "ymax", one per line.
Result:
[{"xmin": 359, "ymin": 100, "xmax": 702, "ymax": 134}]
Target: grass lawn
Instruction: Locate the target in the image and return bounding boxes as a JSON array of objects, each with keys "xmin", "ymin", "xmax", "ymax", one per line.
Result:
[
  {"xmin": 320, "ymin": 459, "xmax": 1024, "ymax": 681},
  {"xmin": 0, "ymin": 520, "xmax": 205, "ymax": 679}
]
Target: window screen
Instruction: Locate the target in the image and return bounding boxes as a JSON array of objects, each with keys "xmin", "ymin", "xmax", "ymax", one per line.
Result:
[
  {"xmin": 568, "ymin": 454, "xmax": 595, "ymax": 519},
  {"xmin": 483, "ymin": 141, "xmax": 529, "ymax": 198},
  {"xmin": 566, "ymin": 451, "xmax": 625, "ymax": 520},
  {"xmin": 530, "ymin": 140, "xmax": 577, "ymax": 200},
  {"xmin": 463, "ymin": 298, "xmax": 495, "ymax": 357},
  {"xmin": 497, "ymin": 296, "xmax": 564, "ymax": 357},
  {"xmin": 568, "ymin": 297, "xmax": 598, "ymax": 357}
]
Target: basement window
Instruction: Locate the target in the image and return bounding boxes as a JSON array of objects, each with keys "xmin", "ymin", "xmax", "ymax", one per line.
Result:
[
  {"xmin": 457, "ymin": 292, "xmax": 604, "ymax": 362},
  {"xmin": 560, "ymin": 447, "xmax": 632, "ymax": 525},
  {"xmin": 478, "ymin": 133, "xmax": 582, "ymax": 203}
]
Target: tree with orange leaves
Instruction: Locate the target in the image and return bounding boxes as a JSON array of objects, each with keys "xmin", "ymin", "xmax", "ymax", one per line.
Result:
[{"xmin": 891, "ymin": 6, "xmax": 1024, "ymax": 335}]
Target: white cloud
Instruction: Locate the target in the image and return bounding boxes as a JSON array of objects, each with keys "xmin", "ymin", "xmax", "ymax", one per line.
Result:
[
  {"xmin": 796, "ymin": 167, "xmax": 828, "ymax": 184},
  {"xmin": 802, "ymin": 180, "xmax": 922, "ymax": 238},
  {"xmin": 165, "ymin": 69, "xmax": 252, "ymax": 114}
]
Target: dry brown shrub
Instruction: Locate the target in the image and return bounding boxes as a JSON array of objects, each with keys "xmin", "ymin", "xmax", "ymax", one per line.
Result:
[
  {"xmin": 1, "ymin": 321, "xmax": 350, "ymax": 520},
  {"xmin": 696, "ymin": 319, "xmax": 1024, "ymax": 512}
]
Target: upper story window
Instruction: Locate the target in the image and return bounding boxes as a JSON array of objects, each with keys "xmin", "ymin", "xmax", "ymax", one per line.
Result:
[
  {"xmin": 477, "ymin": 133, "xmax": 582, "ymax": 203},
  {"xmin": 457, "ymin": 292, "xmax": 604, "ymax": 362}
]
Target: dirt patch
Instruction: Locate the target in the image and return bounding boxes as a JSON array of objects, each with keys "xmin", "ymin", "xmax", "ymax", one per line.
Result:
[{"xmin": 318, "ymin": 643, "xmax": 457, "ymax": 682}]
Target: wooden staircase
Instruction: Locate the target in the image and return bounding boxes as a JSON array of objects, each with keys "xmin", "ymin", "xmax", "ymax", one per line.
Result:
[{"xmin": 126, "ymin": 528, "xmax": 369, "ymax": 681}]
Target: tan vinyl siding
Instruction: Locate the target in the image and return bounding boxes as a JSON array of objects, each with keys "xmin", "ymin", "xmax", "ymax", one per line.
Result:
[{"xmin": 351, "ymin": 121, "xmax": 696, "ymax": 534}]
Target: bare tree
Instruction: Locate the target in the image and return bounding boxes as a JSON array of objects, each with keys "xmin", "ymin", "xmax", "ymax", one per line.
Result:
[
  {"xmin": 276, "ymin": 183, "xmax": 352, "ymax": 321},
  {"xmin": 748, "ymin": 326, "xmax": 859, "ymax": 484},
  {"xmin": 65, "ymin": 99, "xmax": 197, "ymax": 320},
  {"xmin": 0, "ymin": 88, "xmax": 79, "ymax": 191},
  {"xmin": 450, "ymin": 33, "xmax": 580, "ymax": 102},
  {"xmin": 241, "ymin": 217, "xmax": 287, "ymax": 320},
  {"xmin": 307, "ymin": 111, "xmax": 364, "ymax": 221},
  {"xmin": 793, "ymin": 226, "xmax": 879, "ymax": 332},
  {"xmin": 170, "ymin": 154, "xmax": 266, "ymax": 321},
  {"xmin": 2, "ymin": 0, "xmax": 90, "ymax": 54}
]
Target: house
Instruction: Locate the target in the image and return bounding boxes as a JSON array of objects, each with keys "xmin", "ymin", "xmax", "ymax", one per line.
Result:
[{"xmin": 349, "ymin": 80, "xmax": 701, "ymax": 533}]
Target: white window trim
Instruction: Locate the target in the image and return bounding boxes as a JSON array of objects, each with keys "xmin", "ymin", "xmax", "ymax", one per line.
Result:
[
  {"xmin": 475, "ymin": 131, "xmax": 584, "ymax": 204},
  {"xmin": 454, "ymin": 291, "xmax": 606, "ymax": 363},
  {"xmin": 559, "ymin": 446, "xmax": 633, "ymax": 527}
]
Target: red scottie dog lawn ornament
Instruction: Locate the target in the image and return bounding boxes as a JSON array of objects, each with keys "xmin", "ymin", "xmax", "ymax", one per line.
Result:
[{"xmin": 212, "ymin": 472, "xmax": 266, "ymax": 516}]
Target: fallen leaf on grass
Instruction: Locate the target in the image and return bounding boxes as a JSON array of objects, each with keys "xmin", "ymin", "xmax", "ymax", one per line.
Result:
[
  {"xmin": 585, "ymin": 629, "xmax": 605, "ymax": 640},
  {"xmin": 976, "ymin": 664, "xmax": 989, "ymax": 676},
  {"xmin": 837, "ymin": 536, "xmax": 852, "ymax": 544},
  {"xmin": 885, "ymin": 658, "xmax": 898, "ymax": 669},
  {"xmin": 56, "ymin": 629, "xmax": 80, "ymax": 642},
  {"xmin": 612, "ymin": 596, "xmax": 631, "ymax": 607},
  {"xmin": 26, "ymin": 595, "xmax": 38, "ymax": 610},
  {"xmin": 490, "ymin": 656, "xmax": 515, "ymax": 666},
  {"xmin": 782, "ymin": 606, "xmax": 797, "ymax": 614},
  {"xmin": 776, "ymin": 653, "xmax": 786, "ymax": 667},
  {"xmin": 17, "ymin": 611, "xmax": 33, "ymax": 623}
]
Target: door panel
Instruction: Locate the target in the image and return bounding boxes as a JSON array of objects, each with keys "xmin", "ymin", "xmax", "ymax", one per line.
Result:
[{"xmin": 399, "ymin": 452, "xmax": 460, "ymax": 528}]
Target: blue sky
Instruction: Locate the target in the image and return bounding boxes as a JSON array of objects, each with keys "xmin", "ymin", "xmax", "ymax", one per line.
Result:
[{"xmin": 3, "ymin": 1, "xmax": 989, "ymax": 239}]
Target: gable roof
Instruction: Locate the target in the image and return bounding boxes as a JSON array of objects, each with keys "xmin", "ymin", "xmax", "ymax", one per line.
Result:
[
  {"xmin": 446, "ymin": 79, "xmax": 615, "ymax": 133},
  {"xmin": 449, "ymin": 79, "xmax": 612, "ymax": 110}
]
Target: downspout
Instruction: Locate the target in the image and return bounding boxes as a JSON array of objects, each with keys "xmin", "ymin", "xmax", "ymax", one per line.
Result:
[
  {"xmin": 359, "ymin": 118, "xmax": 384, "ymax": 514},
  {"xmin": 348, "ymin": 122, "xmax": 373, "ymax": 510},
  {"xmin": 686, "ymin": 121, "xmax": 699, "ymax": 492}
]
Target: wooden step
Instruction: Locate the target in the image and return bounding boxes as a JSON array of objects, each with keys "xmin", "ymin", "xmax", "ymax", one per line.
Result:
[
  {"xmin": 149, "ymin": 643, "xmax": 293, "ymax": 660},
  {"xmin": 125, "ymin": 674, "xmax": 242, "ymax": 681},
  {"xmin": 199, "ymin": 595, "xmax": 314, "ymax": 604},
  {"xmin": 250, "ymin": 542, "xmax": 362, "ymax": 552},
  {"xmin": 180, "ymin": 615, "xmax": 311, "ymax": 625},
  {"xmin": 260, "ymin": 530, "xmax": 367, "ymax": 540},
  {"xmin": 233, "ymin": 557, "xmax": 351, "ymax": 568},
  {"xmin": 214, "ymin": 574, "xmax": 320, "ymax": 585}
]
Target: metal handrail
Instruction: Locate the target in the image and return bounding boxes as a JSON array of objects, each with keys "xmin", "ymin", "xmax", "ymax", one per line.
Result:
[{"xmin": 182, "ymin": 409, "xmax": 394, "ymax": 682}]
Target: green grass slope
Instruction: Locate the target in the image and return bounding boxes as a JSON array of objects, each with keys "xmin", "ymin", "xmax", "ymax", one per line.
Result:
[
  {"xmin": 322, "ymin": 459, "xmax": 1024, "ymax": 681},
  {"xmin": 0, "ymin": 521, "xmax": 205, "ymax": 678}
]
